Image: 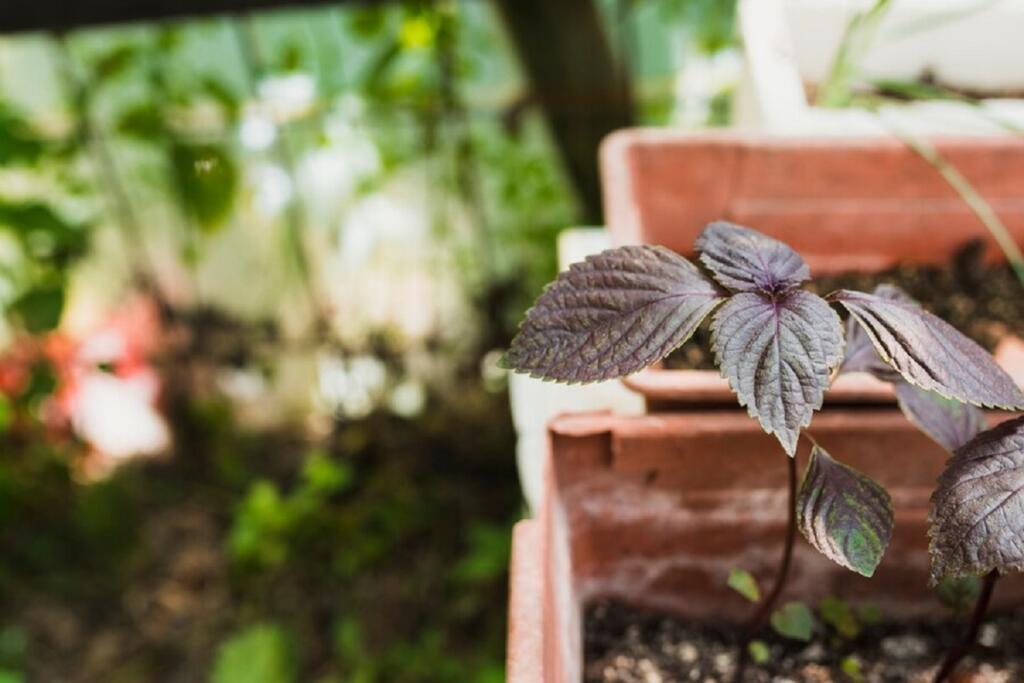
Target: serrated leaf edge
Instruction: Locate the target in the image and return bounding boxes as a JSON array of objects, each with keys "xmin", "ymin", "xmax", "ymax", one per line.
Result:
[
  {"xmin": 503, "ymin": 245, "xmax": 728, "ymax": 385},
  {"xmin": 709, "ymin": 293, "xmax": 845, "ymax": 456},
  {"xmin": 798, "ymin": 446, "xmax": 894, "ymax": 577},
  {"xmin": 927, "ymin": 416, "xmax": 1024, "ymax": 584},
  {"xmin": 830, "ymin": 291, "xmax": 1024, "ymax": 411}
]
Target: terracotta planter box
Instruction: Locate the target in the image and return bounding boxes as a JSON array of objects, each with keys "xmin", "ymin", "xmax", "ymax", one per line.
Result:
[
  {"xmin": 506, "ymin": 132, "xmax": 1024, "ymax": 682},
  {"xmin": 601, "ymin": 131, "xmax": 1024, "ymax": 271},
  {"xmin": 508, "ymin": 411, "xmax": 1024, "ymax": 683},
  {"xmin": 603, "ymin": 131, "xmax": 1024, "ymax": 407}
]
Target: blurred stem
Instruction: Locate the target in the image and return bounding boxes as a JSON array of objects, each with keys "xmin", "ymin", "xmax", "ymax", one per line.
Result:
[
  {"xmin": 435, "ymin": 0, "xmax": 495, "ymax": 280},
  {"xmin": 817, "ymin": 0, "xmax": 891, "ymax": 108},
  {"xmin": 231, "ymin": 15, "xmax": 331, "ymax": 334},
  {"xmin": 887, "ymin": 120, "xmax": 1024, "ymax": 287},
  {"xmin": 146, "ymin": 29, "xmax": 207, "ymax": 304},
  {"xmin": 735, "ymin": 450, "xmax": 798, "ymax": 680},
  {"xmin": 934, "ymin": 569, "xmax": 999, "ymax": 683},
  {"xmin": 51, "ymin": 36, "xmax": 159, "ymax": 287},
  {"xmin": 748, "ymin": 451, "xmax": 798, "ymax": 632}
]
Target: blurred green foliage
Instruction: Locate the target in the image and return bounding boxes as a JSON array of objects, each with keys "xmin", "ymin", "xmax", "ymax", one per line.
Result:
[
  {"xmin": 661, "ymin": 0, "xmax": 736, "ymax": 54},
  {"xmin": 0, "ymin": 1, "xmax": 737, "ymax": 680},
  {"xmin": 935, "ymin": 575, "xmax": 982, "ymax": 615},
  {"xmin": 170, "ymin": 142, "xmax": 239, "ymax": 232},
  {"xmin": 213, "ymin": 623, "xmax": 295, "ymax": 683},
  {"xmin": 229, "ymin": 452, "xmax": 354, "ymax": 569}
]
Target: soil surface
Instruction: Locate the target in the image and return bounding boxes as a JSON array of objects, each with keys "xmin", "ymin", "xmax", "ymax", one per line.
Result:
[
  {"xmin": 584, "ymin": 600, "xmax": 1024, "ymax": 683},
  {"xmin": 664, "ymin": 245, "xmax": 1024, "ymax": 371}
]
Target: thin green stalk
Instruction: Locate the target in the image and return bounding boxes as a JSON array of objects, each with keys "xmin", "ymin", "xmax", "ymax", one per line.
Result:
[
  {"xmin": 735, "ymin": 450, "xmax": 799, "ymax": 681},
  {"xmin": 885, "ymin": 117, "xmax": 1024, "ymax": 287},
  {"xmin": 51, "ymin": 36, "xmax": 161, "ymax": 287},
  {"xmin": 435, "ymin": 0, "xmax": 496, "ymax": 280},
  {"xmin": 231, "ymin": 15, "xmax": 330, "ymax": 331},
  {"xmin": 817, "ymin": 0, "xmax": 892, "ymax": 108}
]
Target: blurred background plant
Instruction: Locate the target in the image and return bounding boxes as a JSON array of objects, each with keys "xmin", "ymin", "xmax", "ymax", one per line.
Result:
[{"xmin": 0, "ymin": 0, "xmax": 738, "ymax": 680}]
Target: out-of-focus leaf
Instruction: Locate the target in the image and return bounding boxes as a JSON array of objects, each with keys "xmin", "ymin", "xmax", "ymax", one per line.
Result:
[
  {"xmin": 211, "ymin": 623, "xmax": 294, "ymax": 683},
  {"xmin": 797, "ymin": 446, "xmax": 893, "ymax": 577},
  {"xmin": 348, "ymin": 6, "xmax": 389, "ymax": 38},
  {"xmin": 21, "ymin": 362, "xmax": 57, "ymax": 405},
  {"xmin": 399, "ymin": 15, "xmax": 436, "ymax": 50},
  {"xmin": 727, "ymin": 568, "xmax": 761, "ymax": 603},
  {"xmin": 0, "ymin": 625, "xmax": 26, "ymax": 667},
  {"xmin": 696, "ymin": 221, "xmax": 810, "ymax": 294},
  {"xmin": 300, "ymin": 451, "xmax": 353, "ymax": 496},
  {"xmin": 0, "ymin": 201, "xmax": 75, "ymax": 236},
  {"xmin": 0, "ymin": 104, "xmax": 44, "ymax": 165},
  {"xmin": 711, "ymin": 291, "xmax": 843, "ymax": 455},
  {"xmin": 277, "ymin": 43, "xmax": 306, "ymax": 72},
  {"xmin": 873, "ymin": 78, "xmax": 960, "ymax": 102},
  {"xmin": 502, "ymin": 245, "xmax": 724, "ymax": 383},
  {"xmin": 156, "ymin": 27, "xmax": 183, "ymax": 52},
  {"xmin": 841, "ymin": 656, "xmax": 865, "ymax": 683},
  {"xmin": 935, "ymin": 575, "xmax": 982, "ymax": 614},
  {"xmin": 894, "ymin": 382, "xmax": 986, "ymax": 453},
  {"xmin": 453, "ymin": 522, "xmax": 511, "ymax": 583},
  {"xmin": 171, "ymin": 143, "xmax": 238, "ymax": 231},
  {"xmin": 229, "ymin": 481, "xmax": 290, "ymax": 567},
  {"xmin": 748, "ymin": 640, "xmax": 771, "ymax": 664},
  {"xmin": 818, "ymin": 596, "xmax": 860, "ymax": 639},
  {"xmin": 116, "ymin": 104, "xmax": 165, "ymax": 140},
  {"xmin": 857, "ymin": 603, "xmax": 881, "ymax": 625},
  {"xmin": 930, "ymin": 415, "xmax": 1024, "ymax": 581},
  {"xmin": 770, "ymin": 602, "xmax": 814, "ymax": 642},
  {"xmin": 202, "ymin": 78, "xmax": 241, "ymax": 121},
  {"xmin": 9, "ymin": 286, "xmax": 65, "ymax": 333},
  {"xmin": 0, "ymin": 395, "xmax": 11, "ymax": 433},
  {"xmin": 832, "ymin": 289, "xmax": 1024, "ymax": 409},
  {"xmin": 0, "ymin": 201, "xmax": 86, "ymax": 263},
  {"xmin": 90, "ymin": 45, "xmax": 138, "ymax": 81}
]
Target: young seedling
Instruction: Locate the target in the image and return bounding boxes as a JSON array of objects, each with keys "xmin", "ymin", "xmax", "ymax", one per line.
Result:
[{"xmin": 502, "ymin": 222, "xmax": 1024, "ymax": 675}]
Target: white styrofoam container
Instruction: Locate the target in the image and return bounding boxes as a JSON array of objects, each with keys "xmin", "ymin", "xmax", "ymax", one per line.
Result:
[
  {"xmin": 509, "ymin": 229, "xmax": 645, "ymax": 513},
  {"xmin": 735, "ymin": 0, "xmax": 1024, "ymax": 134}
]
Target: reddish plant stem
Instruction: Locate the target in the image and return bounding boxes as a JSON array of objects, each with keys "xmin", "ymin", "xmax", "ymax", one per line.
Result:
[
  {"xmin": 734, "ymin": 453, "xmax": 799, "ymax": 680},
  {"xmin": 933, "ymin": 569, "xmax": 999, "ymax": 683},
  {"xmin": 748, "ymin": 452, "xmax": 799, "ymax": 633}
]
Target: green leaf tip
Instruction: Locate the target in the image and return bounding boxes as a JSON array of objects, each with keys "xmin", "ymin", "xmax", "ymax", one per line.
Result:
[
  {"xmin": 727, "ymin": 568, "xmax": 761, "ymax": 603},
  {"xmin": 797, "ymin": 446, "xmax": 893, "ymax": 577}
]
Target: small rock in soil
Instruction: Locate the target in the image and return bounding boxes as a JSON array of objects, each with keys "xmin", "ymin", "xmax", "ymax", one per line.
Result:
[{"xmin": 879, "ymin": 634, "xmax": 930, "ymax": 660}]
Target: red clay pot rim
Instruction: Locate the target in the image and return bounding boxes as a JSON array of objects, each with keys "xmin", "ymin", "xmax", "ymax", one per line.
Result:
[
  {"xmin": 622, "ymin": 366, "xmax": 892, "ymax": 404},
  {"xmin": 621, "ymin": 335, "xmax": 1024, "ymax": 405}
]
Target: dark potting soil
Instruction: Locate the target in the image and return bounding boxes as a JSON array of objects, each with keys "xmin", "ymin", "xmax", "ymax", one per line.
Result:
[
  {"xmin": 663, "ymin": 244, "xmax": 1024, "ymax": 371},
  {"xmin": 584, "ymin": 599, "xmax": 1024, "ymax": 683}
]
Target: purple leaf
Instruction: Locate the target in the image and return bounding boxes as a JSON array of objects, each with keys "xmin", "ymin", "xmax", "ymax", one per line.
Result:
[
  {"xmin": 831, "ymin": 289, "xmax": 1024, "ymax": 410},
  {"xmin": 839, "ymin": 285, "xmax": 907, "ymax": 382},
  {"xmin": 798, "ymin": 446, "xmax": 894, "ymax": 577},
  {"xmin": 894, "ymin": 382, "xmax": 987, "ymax": 453},
  {"xmin": 930, "ymin": 415, "xmax": 1024, "ymax": 582},
  {"xmin": 711, "ymin": 290, "xmax": 843, "ymax": 455},
  {"xmin": 839, "ymin": 285, "xmax": 987, "ymax": 452},
  {"xmin": 502, "ymin": 245, "xmax": 725, "ymax": 383},
  {"xmin": 696, "ymin": 221, "xmax": 810, "ymax": 294}
]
